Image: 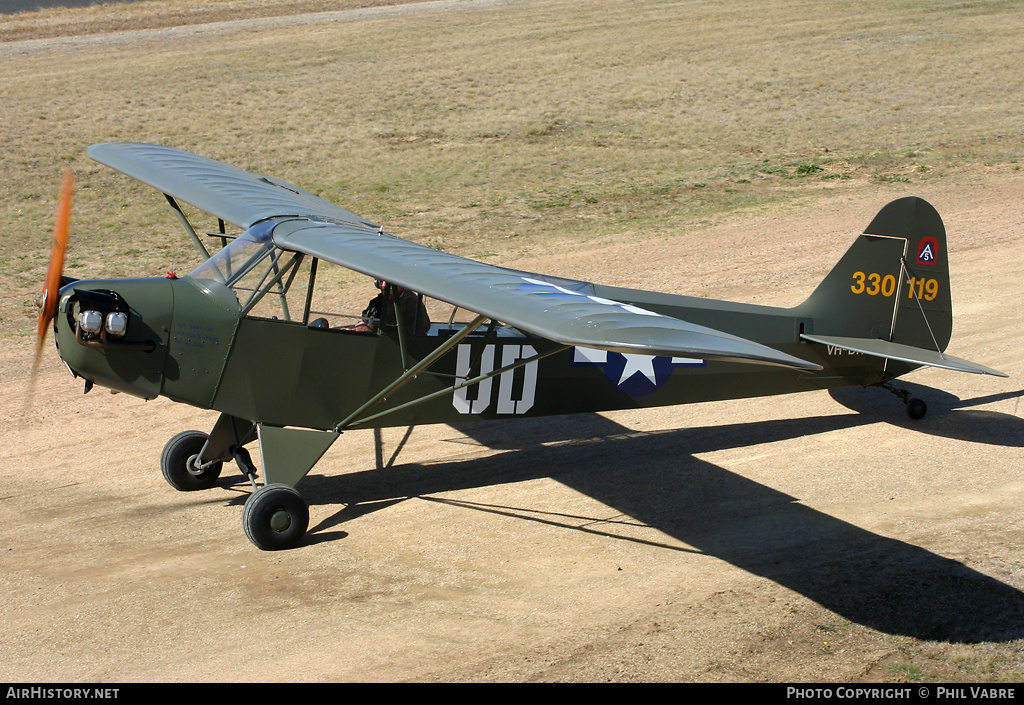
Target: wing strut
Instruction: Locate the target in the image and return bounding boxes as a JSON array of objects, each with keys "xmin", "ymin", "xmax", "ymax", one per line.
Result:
[
  {"xmin": 334, "ymin": 313, "xmax": 570, "ymax": 430},
  {"xmin": 334, "ymin": 313, "xmax": 489, "ymax": 431},
  {"xmin": 351, "ymin": 343, "xmax": 570, "ymax": 429},
  {"xmin": 164, "ymin": 194, "xmax": 211, "ymax": 259}
]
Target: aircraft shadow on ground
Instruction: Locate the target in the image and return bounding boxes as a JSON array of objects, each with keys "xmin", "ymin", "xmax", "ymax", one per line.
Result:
[
  {"xmin": 829, "ymin": 382, "xmax": 1024, "ymax": 446},
  {"xmin": 300, "ymin": 391, "xmax": 1024, "ymax": 643}
]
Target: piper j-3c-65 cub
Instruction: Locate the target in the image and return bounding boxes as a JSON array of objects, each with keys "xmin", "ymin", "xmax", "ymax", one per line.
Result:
[{"xmin": 35, "ymin": 143, "xmax": 1006, "ymax": 550}]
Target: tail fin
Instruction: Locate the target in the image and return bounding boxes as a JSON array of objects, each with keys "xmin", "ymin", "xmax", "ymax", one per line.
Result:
[{"xmin": 797, "ymin": 197, "xmax": 952, "ymax": 352}]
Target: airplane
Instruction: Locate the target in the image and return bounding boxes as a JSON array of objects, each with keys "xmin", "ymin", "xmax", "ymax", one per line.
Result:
[{"xmin": 34, "ymin": 142, "xmax": 1007, "ymax": 550}]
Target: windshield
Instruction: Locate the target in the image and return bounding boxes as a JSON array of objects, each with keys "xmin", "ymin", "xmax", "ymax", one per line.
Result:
[{"xmin": 189, "ymin": 220, "xmax": 277, "ymax": 288}]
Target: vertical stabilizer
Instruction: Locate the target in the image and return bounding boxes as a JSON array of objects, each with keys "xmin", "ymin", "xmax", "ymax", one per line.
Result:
[{"xmin": 797, "ymin": 197, "xmax": 952, "ymax": 352}]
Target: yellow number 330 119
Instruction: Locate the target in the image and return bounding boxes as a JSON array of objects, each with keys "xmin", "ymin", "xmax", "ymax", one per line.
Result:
[{"xmin": 850, "ymin": 272, "xmax": 939, "ymax": 300}]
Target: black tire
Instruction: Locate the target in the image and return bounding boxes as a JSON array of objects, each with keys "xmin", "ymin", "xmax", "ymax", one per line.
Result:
[
  {"xmin": 160, "ymin": 430, "xmax": 223, "ymax": 491},
  {"xmin": 242, "ymin": 484, "xmax": 309, "ymax": 551},
  {"xmin": 907, "ymin": 397, "xmax": 928, "ymax": 420}
]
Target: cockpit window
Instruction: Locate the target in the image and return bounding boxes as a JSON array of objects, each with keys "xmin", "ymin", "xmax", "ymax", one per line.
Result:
[
  {"xmin": 188, "ymin": 221, "xmax": 308, "ymax": 319},
  {"xmin": 186, "ymin": 221, "xmax": 447, "ymax": 333}
]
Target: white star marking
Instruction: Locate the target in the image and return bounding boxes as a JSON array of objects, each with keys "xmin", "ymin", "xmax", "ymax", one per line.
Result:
[{"xmin": 617, "ymin": 354, "xmax": 658, "ymax": 385}]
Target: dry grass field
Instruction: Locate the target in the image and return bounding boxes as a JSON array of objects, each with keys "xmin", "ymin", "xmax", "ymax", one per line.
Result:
[{"xmin": 2, "ymin": 0, "xmax": 1024, "ymax": 683}]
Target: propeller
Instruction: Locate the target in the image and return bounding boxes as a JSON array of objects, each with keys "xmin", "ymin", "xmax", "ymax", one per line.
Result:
[
  {"xmin": 37, "ymin": 165, "xmax": 74, "ymax": 346},
  {"xmin": 25, "ymin": 166, "xmax": 74, "ymax": 414}
]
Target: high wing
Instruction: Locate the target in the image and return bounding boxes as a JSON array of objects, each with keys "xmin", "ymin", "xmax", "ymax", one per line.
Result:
[
  {"xmin": 271, "ymin": 218, "xmax": 819, "ymax": 368},
  {"xmin": 88, "ymin": 142, "xmax": 820, "ymax": 371},
  {"xmin": 87, "ymin": 142, "xmax": 374, "ymax": 230}
]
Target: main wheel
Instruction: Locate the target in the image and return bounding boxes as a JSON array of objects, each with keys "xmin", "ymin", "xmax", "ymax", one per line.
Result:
[
  {"xmin": 242, "ymin": 483, "xmax": 309, "ymax": 550},
  {"xmin": 160, "ymin": 430, "xmax": 223, "ymax": 491}
]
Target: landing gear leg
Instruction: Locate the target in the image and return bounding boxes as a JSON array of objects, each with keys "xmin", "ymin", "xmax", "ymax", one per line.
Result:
[
  {"xmin": 161, "ymin": 416, "xmax": 318, "ymax": 550},
  {"xmin": 234, "ymin": 446, "xmax": 259, "ymax": 490}
]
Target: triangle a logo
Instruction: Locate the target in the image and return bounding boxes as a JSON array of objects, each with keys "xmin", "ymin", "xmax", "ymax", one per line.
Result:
[{"xmin": 916, "ymin": 237, "xmax": 939, "ymax": 265}]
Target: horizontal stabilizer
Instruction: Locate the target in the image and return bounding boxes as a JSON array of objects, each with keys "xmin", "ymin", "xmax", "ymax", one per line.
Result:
[{"xmin": 801, "ymin": 334, "xmax": 1007, "ymax": 377}]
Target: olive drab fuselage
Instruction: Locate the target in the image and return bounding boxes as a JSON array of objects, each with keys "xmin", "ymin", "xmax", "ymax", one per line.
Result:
[{"xmin": 56, "ymin": 269, "xmax": 898, "ymax": 434}]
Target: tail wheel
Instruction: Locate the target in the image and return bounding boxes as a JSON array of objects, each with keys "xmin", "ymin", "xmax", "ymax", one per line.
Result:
[
  {"xmin": 161, "ymin": 430, "xmax": 223, "ymax": 491},
  {"xmin": 906, "ymin": 397, "xmax": 928, "ymax": 420},
  {"xmin": 242, "ymin": 484, "xmax": 309, "ymax": 551}
]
